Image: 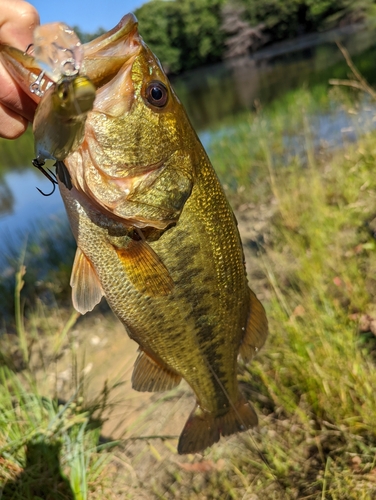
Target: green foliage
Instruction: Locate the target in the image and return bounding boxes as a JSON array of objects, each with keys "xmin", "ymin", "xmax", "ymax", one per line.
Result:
[
  {"xmin": 73, "ymin": 26, "xmax": 106, "ymax": 44},
  {"xmin": 239, "ymin": 0, "xmax": 375, "ymax": 40},
  {"xmin": 134, "ymin": 1, "xmax": 181, "ymax": 73},
  {"xmin": 173, "ymin": 0, "xmax": 226, "ymax": 70},
  {"xmin": 133, "ymin": 0, "xmax": 376, "ymax": 73},
  {"xmin": 136, "ymin": 0, "xmax": 226, "ymax": 73},
  {"xmin": 0, "ymin": 127, "xmax": 34, "ymax": 173}
]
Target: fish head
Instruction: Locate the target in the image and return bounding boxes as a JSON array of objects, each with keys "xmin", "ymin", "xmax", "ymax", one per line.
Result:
[{"xmin": 67, "ymin": 14, "xmax": 198, "ymax": 228}]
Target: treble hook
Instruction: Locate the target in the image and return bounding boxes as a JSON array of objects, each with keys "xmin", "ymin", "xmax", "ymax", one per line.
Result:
[
  {"xmin": 32, "ymin": 158, "xmax": 58, "ymax": 196},
  {"xmin": 29, "ymin": 70, "xmax": 46, "ymax": 98},
  {"xmin": 24, "ymin": 43, "xmax": 34, "ymax": 55}
]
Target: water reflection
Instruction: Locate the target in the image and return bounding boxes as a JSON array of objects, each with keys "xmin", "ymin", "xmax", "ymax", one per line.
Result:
[
  {"xmin": 172, "ymin": 23, "xmax": 376, "ymax": 131},
  {"xmin": 1, "ymin": 23, "xmax": 376, "ymax": 256}
]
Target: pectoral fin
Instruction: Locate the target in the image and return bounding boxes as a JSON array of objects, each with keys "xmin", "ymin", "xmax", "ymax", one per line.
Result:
[
  {"xmin": 114, "ymin": 240, "xmax": 174, "ymax": 296},
  {"xmin": 132, "ymin": 349, "xmax": 181, "ymax": 392},
  {"xmin": 239, "ymin": 290, "xmax": 268, "ymax": 362},
  {"xmin": 70, "ymin": 247, "xmax": 104, "ymax": 314}
]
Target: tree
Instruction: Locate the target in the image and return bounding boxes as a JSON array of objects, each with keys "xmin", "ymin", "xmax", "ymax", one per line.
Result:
[
  {"xmin": 135, "ymin": 0, "xmax": 227, "ymax": 73},
  {"xmin": 135, "ymin": 1, "xmax": 182, "ymax": 73}
]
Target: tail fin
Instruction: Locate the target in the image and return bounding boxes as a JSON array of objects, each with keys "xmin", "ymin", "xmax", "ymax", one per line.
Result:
[{"xmin": 177, "ymin": 397, "xmax": 258, "ymax": 454}]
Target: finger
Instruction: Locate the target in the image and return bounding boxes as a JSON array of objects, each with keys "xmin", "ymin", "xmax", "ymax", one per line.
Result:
[
  {"xmin": 0, "ymin": 58, "xmax": 36, "ymax": 121},
  {"xmin": 0, "ymin": 0, "xmax": 40, "ymax": 49},
  {"xmin": 0, "ymin": 1, "xmax": 39, "ymax": 123},
  {"xmin": 0, "ymin": 101, "xmax": 28, "ymax": 139}
]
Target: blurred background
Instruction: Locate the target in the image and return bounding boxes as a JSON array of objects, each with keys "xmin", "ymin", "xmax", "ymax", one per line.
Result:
[{"xmin": 2, "ymin": 1, "xmax": 376, "ymax": 498}]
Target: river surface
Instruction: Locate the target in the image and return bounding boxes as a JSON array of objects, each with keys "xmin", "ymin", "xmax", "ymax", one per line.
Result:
[{"xmin": 1, "ymin": 23, "xmax": 376, "ymax": 259}]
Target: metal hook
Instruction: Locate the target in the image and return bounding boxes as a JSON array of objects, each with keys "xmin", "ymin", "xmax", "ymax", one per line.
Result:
[
  {"xmin": 61, "ymin": 57, "xmax": 79, "ymax": 77},
  {"xmin": 32, "ymin": 158, "xmax": 58, "ymax": 196},
  {"xmin": 29, "ymin": 70, "xmax": 46, "ymax": 98},
  {"xmin": 24, "ymin": 43, "xmax": 34, "ymax": 55}
]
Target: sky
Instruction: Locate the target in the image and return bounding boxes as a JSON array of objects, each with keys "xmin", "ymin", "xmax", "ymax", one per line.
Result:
[{"xmin": 29, "ymin": 0, "xmax": 149, "ymax": 33}]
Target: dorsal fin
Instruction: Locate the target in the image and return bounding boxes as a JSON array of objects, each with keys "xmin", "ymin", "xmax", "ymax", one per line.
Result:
[
  {"xmin": 239, "ymin": 289, "xmax": 268, "ymax": 362},
  {"xmin": 70, "ymin": 247, "xmax": 104, "ymax": 314},
  {"xmin": 114, "ymin": 239, "xmax": 174, "ymax": 296},
  {"xmin": 132, "ymin": 349, "xmax": 181, "ymax": 392}
]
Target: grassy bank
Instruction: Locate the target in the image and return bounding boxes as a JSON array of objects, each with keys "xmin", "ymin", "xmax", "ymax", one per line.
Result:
[{"xmin": 2, "ymin": 87, "xmax": 376, "ymax": 498}]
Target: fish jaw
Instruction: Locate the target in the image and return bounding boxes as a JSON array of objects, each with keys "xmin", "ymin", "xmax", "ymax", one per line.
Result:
[{"xmin": 82, "ymin": 13, "xmax": 141, "ymax": 88}]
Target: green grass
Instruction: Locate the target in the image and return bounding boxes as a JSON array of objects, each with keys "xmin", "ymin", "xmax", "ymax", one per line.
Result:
[
  {"xmin": 3, "ymin": 85, "xmax": 376, "ymax": 498},
  {"xmin": 147, "ymin": 90, "xmax": 376, "ymax": 498},
  {"xmin": 0, "ymin": 269, "xmax": 117, "ymax": 499},
  {"xmin": 167, "ymin": 91, "xmax": 376, "ymax": 499}
]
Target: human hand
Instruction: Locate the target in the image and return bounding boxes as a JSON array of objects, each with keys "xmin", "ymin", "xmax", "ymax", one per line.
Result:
[{"xmin": 0, "ymin": 0, "xmax": 39, "ymax": 139}]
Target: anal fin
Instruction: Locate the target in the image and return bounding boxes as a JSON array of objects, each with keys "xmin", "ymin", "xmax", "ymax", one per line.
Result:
[
  {"xmin": 239, "ymin": 289, "xmax": 268, "ymax": 362},
  {"xmin": 114, "ymin": 239, "xmax": 174, "ymax": 296},
  {"xmin": 70, "ymin": 247, "xmax": 104, "ymax": 314},
  {"xmin": 132, "ymin": 349, "xmax": 181, "ymax": 392},
  {"xmin": 178, "ymin": 396, "xmax": 258, "ymax": 455}
]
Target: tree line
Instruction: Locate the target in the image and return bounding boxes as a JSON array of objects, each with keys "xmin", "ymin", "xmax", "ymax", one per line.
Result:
[{"xmin": 132, "ymin": 0, "xmax": 375, "ymax": 73}]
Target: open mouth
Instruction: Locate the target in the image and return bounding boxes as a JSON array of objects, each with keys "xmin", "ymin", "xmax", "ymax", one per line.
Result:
[
  {"xmin": 0, "ymin": 13, "xmax": 141, "ymax": 103},
  {"xmin": 81, "ymin": 13, "xmax": 141, "ymax": 89}
]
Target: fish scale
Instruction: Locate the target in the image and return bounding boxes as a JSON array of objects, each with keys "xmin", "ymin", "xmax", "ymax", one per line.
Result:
[
  {"xmin": 0, "ymin": 13, "xmax": 268, "ymax": 454},
  {"xmin": 60, "ymin": 14, "xmax": 266, "ymax": 452},
  {"xmin": 60, "ymin": 147, "xmax": 249, "ymax": 423}
]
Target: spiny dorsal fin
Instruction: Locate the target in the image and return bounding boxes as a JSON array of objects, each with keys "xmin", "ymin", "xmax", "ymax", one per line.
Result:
[
  {"xmin": 70, "ymin": 247, "xmax": 104, "ymax": 314},
  {"xmin": 239, "ymin": 289, "xmax": 268, "ymax": 362},
  {"xmin": 114, "ymin": 240, "xmax": 174, "ymax": 296},
  {"xmin": 132, "ymin": 349, "xmax": 181, "ymax": 392}
]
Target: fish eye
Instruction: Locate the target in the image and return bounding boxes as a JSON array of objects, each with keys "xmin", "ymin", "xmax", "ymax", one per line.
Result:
[{"xmin": 145, "ymin": 81, "xmax": 168, "ymax": 107}]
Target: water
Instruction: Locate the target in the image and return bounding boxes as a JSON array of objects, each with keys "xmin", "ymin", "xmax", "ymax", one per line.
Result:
[
  {"xmin": 0, "ymin": 169, "xmax": 65, "ymax": 259},
  {"xmin": 171, "ymin": 23, "xmax": 376, "ymax": 132},
  {"xmin": 1, "ymin": 23, "xmax": 376, "ymax": 257}
]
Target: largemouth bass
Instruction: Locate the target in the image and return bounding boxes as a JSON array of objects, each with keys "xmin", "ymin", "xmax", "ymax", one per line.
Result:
[{"xmin": 1, "ymin": 14, "xmax": 268, "ymax": 454}]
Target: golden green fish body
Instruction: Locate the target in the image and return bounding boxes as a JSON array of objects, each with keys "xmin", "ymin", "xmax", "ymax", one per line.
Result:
[
  {"xmin": 62, "ymin": 150, "xmax": 247, "ymax": 401},
  {"xmin": 59, "ymin": 14, "xmax": 268, "ymax": 454},
  {"xmin": 0, "ymin": 14, "xmax": 268, "ymax": 454}
]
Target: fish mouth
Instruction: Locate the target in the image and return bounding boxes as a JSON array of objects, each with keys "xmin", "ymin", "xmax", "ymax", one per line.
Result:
[
  {"xmin": 0, "ymin": 13, "xmax": 140, "ymax": 102},
  {"xmin": 82, "ymin": 13, "xmax": 141, "ymax": 88}
]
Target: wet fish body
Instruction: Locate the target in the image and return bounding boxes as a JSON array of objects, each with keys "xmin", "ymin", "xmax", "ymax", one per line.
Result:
[{"xmin": 0, "ymin": 14, "xmax": 268, "ymax": 454}]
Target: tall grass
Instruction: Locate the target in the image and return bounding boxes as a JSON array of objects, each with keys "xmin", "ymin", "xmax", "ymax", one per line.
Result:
[
  {"xmin": 0, "ymin": 269, "xmax": 117, "ymax": 499},
  {"xmin": 3, "ymin": 84, "xmax": 376, "ymax": 498},
  {"xmin": 142, "ymin": 91, "xmax": 376, "ymax": 498}
]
